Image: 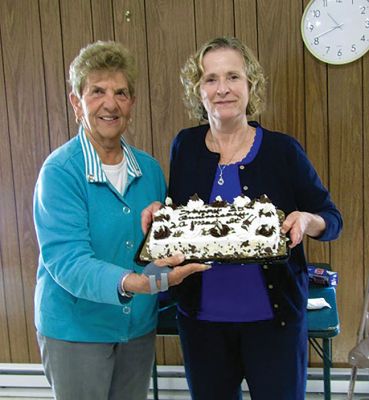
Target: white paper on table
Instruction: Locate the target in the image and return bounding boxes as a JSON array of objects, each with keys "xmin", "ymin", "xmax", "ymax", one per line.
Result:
[{"xmin": 307, "ymin": 298, "xmax": 331, "ymax": 310}]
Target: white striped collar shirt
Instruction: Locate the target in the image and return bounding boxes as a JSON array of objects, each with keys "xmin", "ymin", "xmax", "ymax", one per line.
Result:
[{"xmin": 78, "ymin": 125, "xmax": 142, "ymax": 183}]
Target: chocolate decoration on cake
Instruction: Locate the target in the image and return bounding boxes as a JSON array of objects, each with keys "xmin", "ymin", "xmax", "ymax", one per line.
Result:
[
  {"xmin": 245, "ymin": 199, "xmax": 257, "ymax": 208},
  {"xmin": 259, "ymin": 194, "xmax": 271, "ymax": 203},
  {"xmin": 190, "ymin": 194, "xmax": 201, "ymax": 201},
  {"xmin": 153, "ymin": 225, "xmax": 171, "ymax": 239},
  {"xmin": 259, "ymin": 210, "xmax": 274, "ymax": 217},
  {"xmin": 154, "ymin": 214, "xmax": 170, "ymax": 222},
  {"xmin": 209, "ymin": 221, "xmax": 230, "ymax": 237},
  {"xmin": 256, "ymin": 225, "xmax": 276, "ymax": 237},
  {"xmin": 211, "ymin": 199, "xmax": 228, "ymax": 208}
]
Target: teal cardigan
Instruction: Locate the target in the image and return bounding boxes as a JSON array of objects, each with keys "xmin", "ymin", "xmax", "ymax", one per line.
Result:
[{"xmin": 33, "ymin": 127, "xmax": 166, "ymax": 342}]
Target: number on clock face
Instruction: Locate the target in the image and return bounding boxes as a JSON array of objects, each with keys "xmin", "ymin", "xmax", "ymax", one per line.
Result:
[{"xmin": 301, "ymin": 0, "xmax": 369, "ymax": 64}]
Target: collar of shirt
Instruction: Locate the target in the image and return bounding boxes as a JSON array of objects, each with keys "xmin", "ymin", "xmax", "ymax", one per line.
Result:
[{"xmin": 78, "ymin": 125, "xmax": 142, "ymax": 183}]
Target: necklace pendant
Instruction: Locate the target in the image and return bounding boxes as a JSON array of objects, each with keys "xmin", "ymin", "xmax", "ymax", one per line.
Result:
[{"xmin": 218, "ymin": 176, "xmax": 224, "ymax": 185}]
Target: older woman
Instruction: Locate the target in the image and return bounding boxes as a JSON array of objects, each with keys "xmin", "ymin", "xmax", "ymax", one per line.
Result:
[
  {"xmin": 33, "ymin": 41, "xmax": 208, "ymax": 400},
  {"xmin": 167, "ymin": 37, "xmax": 343, "ymax": 400}
]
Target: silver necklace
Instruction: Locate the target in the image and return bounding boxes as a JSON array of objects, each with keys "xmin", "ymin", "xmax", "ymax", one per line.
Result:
[
  {"xmin": 217, "ymin": 164, "xmax": 227, "ymax": 185},
  {"xmin": 212, "ymin": 126, "xmax": 254, "ymax": 186}
]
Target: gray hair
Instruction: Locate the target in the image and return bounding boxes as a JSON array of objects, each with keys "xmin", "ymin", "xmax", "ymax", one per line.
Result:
[{"xmin": 69, "ymin": 40, "xmax": 137, "ymax": 98}]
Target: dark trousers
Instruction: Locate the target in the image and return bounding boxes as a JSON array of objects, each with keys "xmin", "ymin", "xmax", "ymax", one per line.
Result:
[{"xmin": 178, "ymin": 313, "xmax": 307, "ymax": 400}]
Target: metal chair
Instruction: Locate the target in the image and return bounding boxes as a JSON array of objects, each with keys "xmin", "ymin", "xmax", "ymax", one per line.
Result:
[{"xmin": 347, "ymin": 274, "xmax": 369, "ymax": 399}]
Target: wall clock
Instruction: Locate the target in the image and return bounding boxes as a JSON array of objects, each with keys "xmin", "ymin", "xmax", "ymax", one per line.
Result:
[{"xmin": 301, "ymin": 0, "xmax": 369, "ymax": 65}]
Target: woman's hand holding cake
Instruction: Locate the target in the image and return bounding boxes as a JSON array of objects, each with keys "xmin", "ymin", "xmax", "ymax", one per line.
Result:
[
  {"xmin": 141, "ymin": 201, "xmax": 162, "ymax": 234},
  {"xmin": 121, "ymin": 253, "xmax": 210, "ymax": 295},
  {"xmin": 281, "ymin": 211, "xmax": 326, "ymax": 248}
]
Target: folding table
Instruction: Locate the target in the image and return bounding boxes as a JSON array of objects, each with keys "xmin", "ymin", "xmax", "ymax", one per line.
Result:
[{"xmin": 308, "ymin": 284, "xmax": 340, "ymax": 400}]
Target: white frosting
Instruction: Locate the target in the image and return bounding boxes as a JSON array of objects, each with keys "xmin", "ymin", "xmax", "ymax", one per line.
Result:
[
  {"xmin": 233, "ymin": 195, "xmax": 251, "ymax": 208},
  {"xmin": 147, "ymin": 195, "xmax": 285, "ymax": 260},
  {"xmin": 187, "ymin": 198, "xmax": 205, "ymax": 211}
]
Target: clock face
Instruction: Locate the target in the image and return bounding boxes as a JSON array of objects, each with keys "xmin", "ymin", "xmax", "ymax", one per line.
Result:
[{"xmin": 301, "ymin": 0, "xmax": 369, "ymax": 64}]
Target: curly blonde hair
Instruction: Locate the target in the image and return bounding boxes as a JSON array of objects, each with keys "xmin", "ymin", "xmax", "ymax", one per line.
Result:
[
  {"xmin": 69, "ymin": 40, "xmax": 137, "ymax": 99},
  {"xmin": 180, "ymin": 37, "xmax": 266, "ymax": 121}
]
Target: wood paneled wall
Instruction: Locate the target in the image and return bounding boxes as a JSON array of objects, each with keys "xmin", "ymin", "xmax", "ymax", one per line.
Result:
[{"xmin": 0, "ymin": 0, "xmax": 367, "ymax": 367}]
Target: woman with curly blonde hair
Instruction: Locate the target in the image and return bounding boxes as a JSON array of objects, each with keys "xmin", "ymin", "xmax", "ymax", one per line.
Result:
[
  {"xmin": 165, "ymin": 36, "xmax": 342, "ymax": 400},
  {"xmin": 180, "ymin": 36, "xmax": 266, "ymax": 122}
]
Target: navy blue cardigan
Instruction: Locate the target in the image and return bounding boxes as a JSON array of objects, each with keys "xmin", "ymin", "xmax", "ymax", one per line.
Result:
[{"xmin": 168, "ymin": 122, "xmax": 342, "ymax": 326}]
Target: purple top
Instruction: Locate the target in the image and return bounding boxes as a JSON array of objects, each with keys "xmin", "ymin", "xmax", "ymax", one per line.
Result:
[{"xmin": 197, "ymin": 127, "xmax": 274, "ymax": 322}]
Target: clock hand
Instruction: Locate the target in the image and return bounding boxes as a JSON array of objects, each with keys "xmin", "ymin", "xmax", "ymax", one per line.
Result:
[
  {"xmin": 315, "ymin": 24, "xmax": 344, "ymax": 39},
  {"xmin": 327, "ymin": 12, "xmax": 343, "ymax": 29}
]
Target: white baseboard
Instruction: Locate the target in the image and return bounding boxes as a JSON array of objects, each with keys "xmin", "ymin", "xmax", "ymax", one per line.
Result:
[{"xmin": 0, "ymin": 364, "xmax": 368, "ymax": 398}]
